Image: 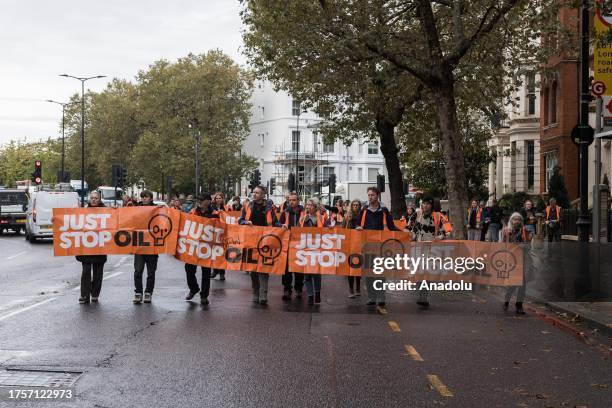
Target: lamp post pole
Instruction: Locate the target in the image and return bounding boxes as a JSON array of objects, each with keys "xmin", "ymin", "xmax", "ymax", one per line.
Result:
[{"xmin": 60, "ymin": 74, "xmax": 106, "ymax": 206}]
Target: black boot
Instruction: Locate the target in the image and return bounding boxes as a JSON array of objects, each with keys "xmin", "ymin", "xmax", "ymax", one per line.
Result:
[
  {"xmin": 503, "ymin": 301, "xmax": 509, "ymax": 311},
  {"xmin": 515, "ymin": 302, "xmax": 525, "ymax": 315},
  {"xmin": 308, "ymin": 296, "xmax": 314, "ymax": 305},
  {"xmin": 314, "ymin": 292, "xmax": 321, "ymax": 304}
]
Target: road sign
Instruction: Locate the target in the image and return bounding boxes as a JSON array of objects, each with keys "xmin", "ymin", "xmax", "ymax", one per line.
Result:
[
  {"xmin": 592, "ymin": 80, "xmax": 606, "ymax": 96},
  {"xmin": 594, "ymin": 1, "xmax": 612, "ymax": 96},
  {"xmin": 571, "ymin": 124, "xmax": 595, "ymax": 146}
]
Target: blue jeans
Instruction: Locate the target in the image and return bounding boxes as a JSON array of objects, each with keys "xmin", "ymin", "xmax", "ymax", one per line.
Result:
[
  {"xmin": 305, "ymin": 274, "xmax": 321, "ymax": 296},
  {"xmin": 489, "ymin": 223, "xmax": 500, "ymax": 242},
  {"xmin": 525, "ymin": 224, "xmax": 536, "ymax": 237}
]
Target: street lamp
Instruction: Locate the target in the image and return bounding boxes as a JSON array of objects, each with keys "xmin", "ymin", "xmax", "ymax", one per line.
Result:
[
  {"xmin": 45, "ymin": 99, "xmax": 72, "ymax": 183},
  {"xmin": 60, "ymin": 74, "xmax": 106, "ymax": 206}
]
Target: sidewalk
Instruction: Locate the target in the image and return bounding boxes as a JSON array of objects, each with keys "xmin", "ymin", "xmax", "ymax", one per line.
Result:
[{"xmin": 545, "ymin": 301, "xmax": 612, "ymax": 336}]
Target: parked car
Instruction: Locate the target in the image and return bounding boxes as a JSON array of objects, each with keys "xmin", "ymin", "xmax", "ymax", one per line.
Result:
[
  {"xmin": 0, "ymin": 189, "xmax": 28, "ymax": 234},
  {"xmin": 25, "ymin": 190, "xmax": 79, "ymax": 242}
]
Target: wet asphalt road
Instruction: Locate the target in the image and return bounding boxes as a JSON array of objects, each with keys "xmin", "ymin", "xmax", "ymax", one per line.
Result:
[{"xmin": 0, "ymin": 233, "xmax": 610, "ymax": 408}]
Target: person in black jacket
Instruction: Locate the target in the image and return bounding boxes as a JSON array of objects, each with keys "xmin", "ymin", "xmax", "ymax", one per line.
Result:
[
  {"xmin": 238, "ymin": 185, "xmax": 279, "ymax": 305},
  {"xmin": 355, "ymin": 186, "xmax": 398, "ymax": 307},
  {"xmin": 78, "ymin": 191, "xmax": 108, "ymax": 304},
  {"xmin": 279, "ymin": 192, "xmax": 304, "ymax": 301},
  {"xmin": 184, "ymin": 193, "xmax": 219, "ymax": 305},
  {"xmin": 133, "ymin": 190, "xmax": 158, "ymax": 304}
]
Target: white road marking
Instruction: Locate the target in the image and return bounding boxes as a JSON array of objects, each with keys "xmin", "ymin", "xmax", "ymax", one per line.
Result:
[
  {"xmin": 71, "ymin": 271, "xmax": 124, "ymax": 290},
  {"xmin": 112, "ymin": 256, "xmax": 130, "ymax": 269},
  {"xmin": 5, "ymin": 251, "xmax": 27, "ymax": 260},
  {"xmin": 0, "ymin": 297, "xmax": 57, "ymax": 322}
]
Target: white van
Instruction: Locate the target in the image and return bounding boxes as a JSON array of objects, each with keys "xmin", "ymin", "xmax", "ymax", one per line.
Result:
[
  {"xmin": 25, "ymin": 191, "xmax": 80, "ymax": 242},
  {"xmin": 97, "ymin": 186, "xmax": 123, "ymax": 207}
]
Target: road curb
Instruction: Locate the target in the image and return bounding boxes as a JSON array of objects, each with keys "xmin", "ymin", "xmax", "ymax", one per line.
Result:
[
  {"xmin": 524, "ymin": 303, "xmax": 611, "ymax": 358},
  {"xmin": 544, "ymin": 301, "xmax": 612, "ymax": 337}
]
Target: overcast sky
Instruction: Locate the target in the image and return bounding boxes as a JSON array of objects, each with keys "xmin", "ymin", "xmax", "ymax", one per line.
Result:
[{"xmin": 0, "ymin": 0, "xmax": 245, "ymax": 145}]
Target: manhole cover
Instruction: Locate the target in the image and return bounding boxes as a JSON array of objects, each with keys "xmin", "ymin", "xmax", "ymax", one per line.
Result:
[{"xmin": 0, "ymin": 369, "xmax": 82, "ymax": 387}]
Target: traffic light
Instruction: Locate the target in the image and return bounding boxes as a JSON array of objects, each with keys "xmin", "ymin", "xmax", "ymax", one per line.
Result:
[
  {"xmin": 329, "ymin": 173, "xmax": 336, "ymax": 194},
  {"xmin": 111, "ymin": 165, "xmax": 121, "ymax": 187},
  {"xmin": 254, "ymin": 169, "xmax": 261, "ymax": 186},
  {"xmin": 31, "ymin": 160, "xmax": 42, "ymax": 185},
  {"xmin": 288, "ymin": 173, "xmax": 296, "ymax": 192},
  {"xmin": 377, "ymin": 174, "xmax": 385, "ymax": 192},
  {"xmin": 120, "ymin": 167, "xmax": 128, "ymax": 186},
  {"xmin": 269, "ymin": 177, "xmax": 276, "ymax": 194}
]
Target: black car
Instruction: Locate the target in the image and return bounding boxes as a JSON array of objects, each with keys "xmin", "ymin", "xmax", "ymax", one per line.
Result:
[{"xmin": 0, "ymin": 189, "xmax": 28, "ymax": 234}]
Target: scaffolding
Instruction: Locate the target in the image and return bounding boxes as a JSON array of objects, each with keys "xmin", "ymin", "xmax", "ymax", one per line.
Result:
[{"xmin": 271, "ymin": 137, "xmax": 330, "ymax": 202}]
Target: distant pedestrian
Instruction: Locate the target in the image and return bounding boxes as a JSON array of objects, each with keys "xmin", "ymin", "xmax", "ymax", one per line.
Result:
[
  {"xmin": 229, "ymin": 196, "xmax": 242, "ymax": 211},
  {"xmin": 487, "ymin": 198, "xmax": 503, "ymax": 242},
  {"xmin": 122, "ymin": 195, "xmax": 135, "ymax": 207},
  {"xmin": 77, "ymin": 191, "xmax": 107, "ymax": 304},
  {"xmin": 544, "ymin": 198, "xmax": 562, "ymax": 242},
  {"xmin": 182, "ymin": 194, "xmax": 195, "ymax": 213},
  {"xmin": 502, "ymin": 212, "xmax": 532, "ymax": 315},
  {"xmin": 300, "ymin": 198, "xmax": 330, "ymax": 305},
  {"xmin": 169, "ymin": 196, "xmax": 182, "ymax": 211},
  {"xmin": 466, "ymin": 199, "xmax": 481, "ymax": 241},
  {"xmin": 479, "ymin": 200, "xmax": 489, "ymax": 241},
  {"xmin": 520, "ymin": 199, "xmax": 537, "ymax": 237},
  {"xmin": 210, "ymin": 192, "xmax": 227, "ymax": 281},
  {"xmin": 133, "ymin": 190, "xmax": 158, "ymax": 304},
  {"xmin": 279, "ymin": 192, "xmax": 304, "ymax": 301}
]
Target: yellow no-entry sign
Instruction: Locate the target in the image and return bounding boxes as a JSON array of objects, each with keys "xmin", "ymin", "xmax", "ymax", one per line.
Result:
[{"xmin": 594, "ymin": 1, "xmax": 612, "ymax": 96}]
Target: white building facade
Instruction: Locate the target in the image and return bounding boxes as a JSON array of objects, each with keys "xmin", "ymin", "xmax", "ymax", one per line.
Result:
[
  {"xmin": 488, "ymin": 72, "xmax": 541, "ymax": 199},
  {"xmin": 244, "ymin": 81, "xmax": 388, "ymax": 203}
]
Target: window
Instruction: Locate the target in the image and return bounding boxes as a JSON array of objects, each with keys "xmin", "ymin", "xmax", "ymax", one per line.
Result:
[
  {"xmin": 549, "ymin": 81, "xmax": 557, "ymax": 124},
  {"xmin": 527, "ymin": 140, "xmax": 535, "ymax": 190},
  {"xmin": 292, "ymin": 100, "xmax": 301, "ymax": 116},
  {"xmin": 261, "ymin": 106, "xmax": 265, "ymax": 119},
  {"xmin": 357, "ymin": 167, "xmax": 363, "ymax": 182},
  {"xmin": 368, "ymin": 168, "xmax": 379, "ymax": 182},
  {"xmin": 259, "ymin": 134, "xmax": 265, "ymax": 147},
  {"xmin": 358, "ymin": 141, "xmax": 363, "ymax": 154},
  {"xmin": 368, "ymin": 142, "xmax": 379, "ymax": 155},
  {"xmin": 526, "ymin": 73, "xmax": 536, "ymax": 116},
  {"xmin": 545, "ymin": 152, "xmax": 558, "ymax": 192},
  {"xmin": 322, "ymin": 166, "xmax": 335, "ymax": 179},
  {"xmin": 323, "ymin": 141, "xmax": 334, "ymax": 153},
  {"xmin": 292, "ymin": 130, "xmax": 300, "ymax": 152},
  {"xmin": 312, "ymin": 134, "xmax": 318, "ymax": 152}
]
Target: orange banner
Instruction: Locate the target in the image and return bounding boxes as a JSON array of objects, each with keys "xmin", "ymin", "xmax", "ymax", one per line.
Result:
[
  {"xmin": 53, "ymin": 207, "xmax": 180, "ymax": 256},
  {"xmin": 174, "ymin": 211, "xmax": 288, "ymax": 274}
]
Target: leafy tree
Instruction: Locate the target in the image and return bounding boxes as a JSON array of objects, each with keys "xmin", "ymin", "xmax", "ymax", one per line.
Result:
[{"xmin": 0, "ymin": 139, "xmax": 62, "ymax": 187}]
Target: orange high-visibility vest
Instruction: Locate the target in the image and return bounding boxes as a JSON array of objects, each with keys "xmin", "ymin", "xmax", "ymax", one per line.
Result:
[
  {"xmin": 284, "ymin": 210, "xmax": 304, "ymax": 227},
  {"xmin": 360, "ymin": 208, "xmax": 388, "ymax": 229},
  {"xmin": 467, "ymin": 207, "xmax": 482, "ymax": 225},
  {"xmin": 300, "ymin": 212, "xmax": 326, "ymax": 227},
  {"xmin": 503, "ymin": 227, "xmax": 529, "ymax": 243},
  {"xmin": 545, "ymin": 206, "xmax": 561, "ymax": 221},
  {"xmin": 244, "ymin": 201, "xmax": 274, "ymax": 225}
]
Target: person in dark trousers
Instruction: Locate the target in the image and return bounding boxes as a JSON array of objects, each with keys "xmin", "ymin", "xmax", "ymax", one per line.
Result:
[
  {"xmin": 342, "ymin": 199, "xmax": 362, "ymax": 298},
  {"xmin": 545, "ymin": 197, "xmax": 562, "ymax": 242},
  {"xmin": 184, "ymin": 193, "xmax": 219, "ymax": 305},
  {"xmin": 520, "ymin": 199, "xmax": 537, "ymax": 237},
  {"xmin": 279, "ymin": 192, "xmax": 304, "ymax": 301},
  {"xmin": 210, "ymin": 192, "xmax": 226, "ymax": 281},
  {"xmin": 502, "ymin": 212, "xmax": 532, "ymax": 315},
  {"xmin": 77, "ymin": 191, "xmax": 108, "ymax": 304},
  {"xmin": 238, "ymin": 185, "xmax": 279, "ymax": 305},
  {"xmin": 133, "ymin": 190, "xmax": 158, "ymax": 304},
  {"xmin": 466, "ymin": 199, "xmax": 481, "ymax": 241},
  {"xmin": 355, "ymin": 186, "xmax": 398, "ymax": 307},
  {"xmin": 479, "ymin": 200, "xmax": 490, "ymax": 241},
  {"xmin": 487, "ymin": 198, "xmax": 503, "ymax": 242},
  {"xmin": 299, "ymin": 198, "xmax": 330, "ymax": 305}
]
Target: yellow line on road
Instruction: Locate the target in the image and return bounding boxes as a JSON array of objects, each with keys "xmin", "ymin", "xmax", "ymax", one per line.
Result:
[
  {"xmin": 404, "ymin": 345, "xmax": 424, "ymax": 362},
  {"xmin": 427, "ymin": 374, "xmax": 453, "ymax": 397},
  {"xmin": 388, "ymin": 321, "xmax": 401, "ymax": 332}
]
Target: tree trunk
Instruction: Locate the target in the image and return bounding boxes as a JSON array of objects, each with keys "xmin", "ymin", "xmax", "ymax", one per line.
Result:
[
  {"xmin": 432, "ymin": 80, "xmax": 469, "ymax": 239},
  {"xmin": 376, "ymin": 119, "xmax": 407, "ymax": 218}
]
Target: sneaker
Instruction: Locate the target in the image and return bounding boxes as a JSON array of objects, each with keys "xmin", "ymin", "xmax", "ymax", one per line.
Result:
[
  {"xmin": 91, "ymin": 297, "xmax": 99, "ymax": 303},
  {"xmin": 348, "ymin": 290, "xmax": 355, "ymax": 299},
  {"xmin": 219, "ymin": 275, "xmax": 226, "ymax": 281},
  {"xmin": 211, "ymin": 271, "xmax": 219, "ymax": 279},
  {"xmin": 133, "ymin": 293, "xmax": 142, "ymax": 304},
  {"xmin": 308, "ymin": 296, "xmax": 314, "ymax": 305},
  {"xmin": 143, "ymin": 293, "xmax": 152, "ymax": 303},
  {"xmin": 78, "ymin": 297, "xmax": 89, "ymax": 304},
  {"xmin": 200, "ymin": 296, "xmax": 209, "ymax": 305},
  {"xmin": 366, "ymin": 299, "xmax": 376, "ymax": 306},
  {"xmin": 503, "ymin": 301, "xmax": 509, "ymax": 312},
  {"xmin": 314, "ymin": 292, "xmax": 321, "ymax": 304},
  {"xmin": 282, "ymin": 290, "xmax": 291, "ymax": 301},
  {"xmin": 259, "ymin": 298, "xmax": 268, "ymax": 306},
  {"xmin": 416, "ymin": 301, "xmax": 429, "ymax": 308},
  {"xmin": 185, "ymin": 289, "xmax": 200, "ymax": 300},
  {"xmin": 252, "ymin": 293, "xmax": 259, "ymax": 303}
]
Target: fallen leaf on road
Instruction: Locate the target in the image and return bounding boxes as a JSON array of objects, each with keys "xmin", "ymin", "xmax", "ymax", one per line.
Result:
[
  {"xmin": 590, "ymin": 383, "xmax": 608, "ymax": 389},
  {"xmin": 535, "ymin": 394, "xmax": 548, "ymax": 399},
  {"xmin": 513, "ymin": 361, "xmax": 529, "ymax": 365},
  {"xmin": 541, "ymin": 349, "xmax": 552, "ymax": 352},
  {"xmin": 541, "ymin": 331, "xmax": 551, "ymax": 334},
  {"xmin": 516, "ymin": 402, "xmax": 529, "ymax": 407}
]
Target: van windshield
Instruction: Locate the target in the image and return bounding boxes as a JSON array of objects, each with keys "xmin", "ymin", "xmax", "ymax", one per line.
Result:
[
  {"xmin": 99, "ymin": 189, "xmax": 122, "ymax": 200},
  {"xmin": 0, "ymin": 191, "xmax": 27, "ymax": 206}
]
